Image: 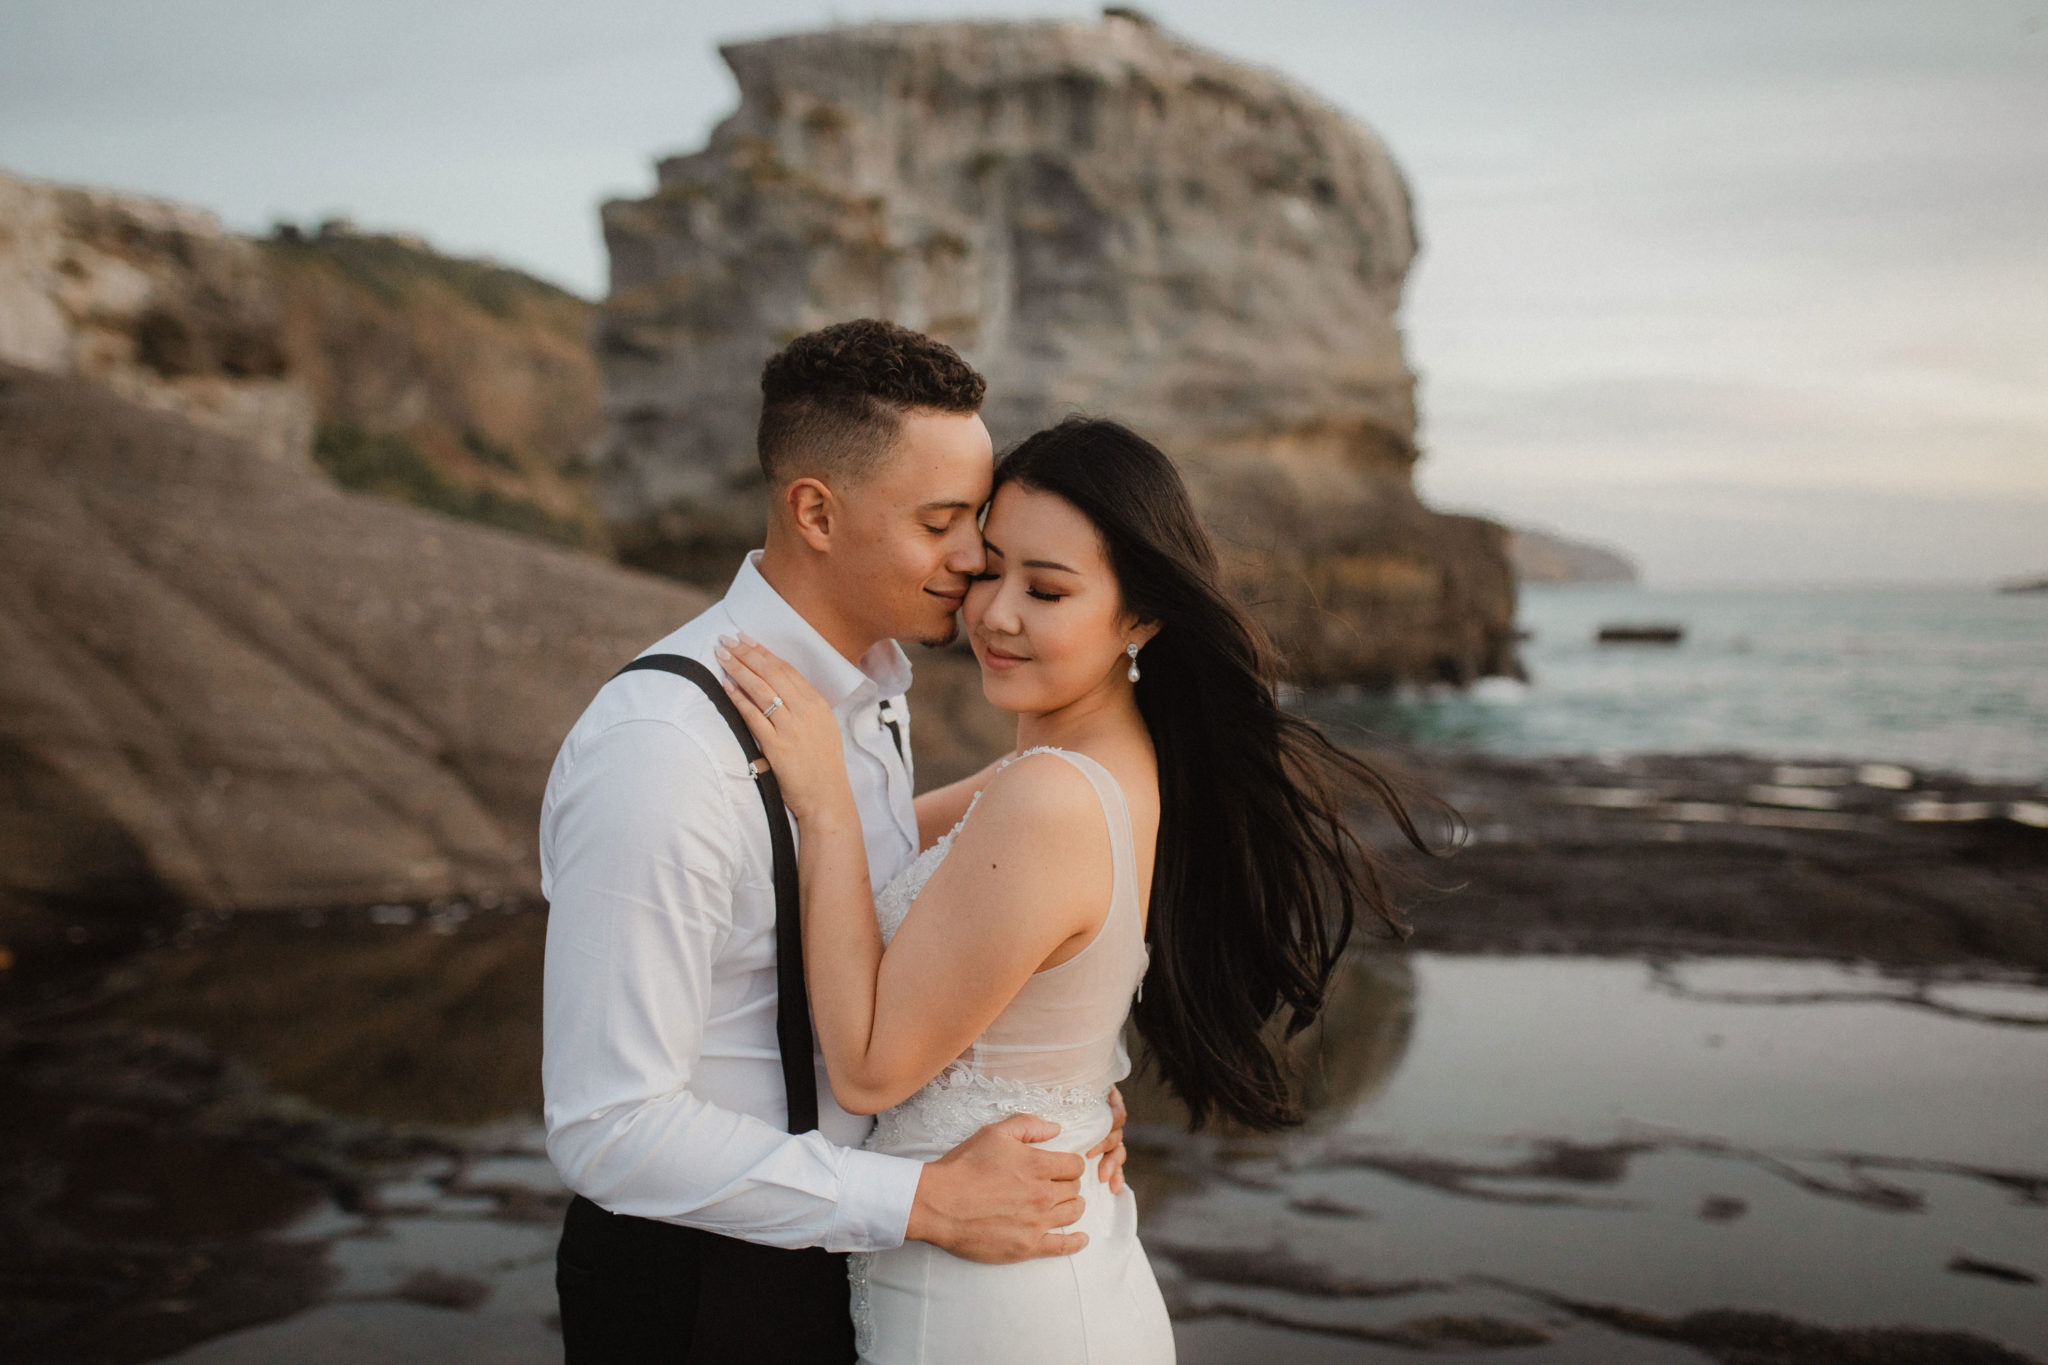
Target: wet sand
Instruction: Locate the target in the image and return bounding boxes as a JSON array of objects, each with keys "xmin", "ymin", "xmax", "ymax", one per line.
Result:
[{"xmin": 2, "ymin": 749, "xmax": 2043, "ymax": 1363}]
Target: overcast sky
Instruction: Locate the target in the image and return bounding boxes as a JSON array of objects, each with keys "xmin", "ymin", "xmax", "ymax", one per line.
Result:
[{"xmin": 3, "ymin": 0, "xmax": 2043, "ymax": 585}]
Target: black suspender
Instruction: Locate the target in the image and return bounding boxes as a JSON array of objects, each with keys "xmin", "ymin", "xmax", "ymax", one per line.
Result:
[
  {"xmin": 611, "ymin": 653, "xmax": 819, "ymax": 1135},
  {"xmin": 877, "ymin": 696, "xmax": 906, "ymax": 764}
]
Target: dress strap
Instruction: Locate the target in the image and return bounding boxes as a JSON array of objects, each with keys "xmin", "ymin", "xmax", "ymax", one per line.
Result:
[{"xmin": 995, "ymin": 747, "xmax": 1141, "ymax": 954}]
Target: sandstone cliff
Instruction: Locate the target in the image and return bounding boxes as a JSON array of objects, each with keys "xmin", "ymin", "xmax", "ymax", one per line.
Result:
[
  {"xmin": 0, "ymin": 171, "xmax": 997, "ymax": 946},
  {"xmin": 0, "ymin": 364, "xmax": 705, "ymax": 946},
  {"xmin": 264, "ymin": 222, "xmax": 609, "ymax": 551},
  {"xmin": 0, "ymin": 169, "xmax": 608, "ymax": 552},
  {"xmin": 0, "ymin": 171, "xmax": 311, "ymax": 461},
  {"xmin": 596, "ymin": 14, "xmax": 1519, "ymax": 685}
]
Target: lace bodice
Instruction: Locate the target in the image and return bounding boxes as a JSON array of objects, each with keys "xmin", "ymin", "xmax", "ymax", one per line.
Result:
[{"xmin": 871, "ymin": 801, "xmax": 972, "ymax": 947}]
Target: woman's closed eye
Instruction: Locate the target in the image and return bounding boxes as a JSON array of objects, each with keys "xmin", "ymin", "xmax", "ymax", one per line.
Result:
[{"xmin": 969, "ymin": 570, "xmax": 1063, "ymax": 601}]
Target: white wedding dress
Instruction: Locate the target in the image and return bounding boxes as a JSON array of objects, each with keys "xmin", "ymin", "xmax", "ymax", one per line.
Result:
[{"xmin": 850, "ymin": 746, "xmax": 1175, "ymax": 1364}]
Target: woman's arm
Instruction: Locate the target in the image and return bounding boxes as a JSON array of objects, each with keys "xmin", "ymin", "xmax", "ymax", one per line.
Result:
[
  {"xmin": 719, "ymin": 638, "xmax": 1106, "ymax": 1115},
  {"xmin": 912, "ymin": 751, "xmax": 1013, "ymax": 850},
  {"xmin": 806, "ymin": 755, "xmax": 1105, "ymax": 1112}
]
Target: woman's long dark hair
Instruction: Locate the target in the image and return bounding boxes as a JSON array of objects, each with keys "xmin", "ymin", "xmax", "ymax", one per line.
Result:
[{"xmin": 995, "ymin": 417, "xmax": 1453, "ymax": 1131}]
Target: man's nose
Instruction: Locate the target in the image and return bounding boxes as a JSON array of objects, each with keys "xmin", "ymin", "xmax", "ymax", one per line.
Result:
[{"xmin": 947, "ymin": 527, "xmax": 986, "ymax": 575}]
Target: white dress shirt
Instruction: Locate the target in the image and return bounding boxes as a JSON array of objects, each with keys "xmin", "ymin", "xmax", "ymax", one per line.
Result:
[{"xmin": 541, "ymin": 550, "xmax": 926, "ymax": 1251}]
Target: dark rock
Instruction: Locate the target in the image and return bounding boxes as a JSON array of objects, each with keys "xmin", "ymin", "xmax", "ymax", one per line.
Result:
[
  {"xmin": 1698, "ymin": 1194, "xmax": 1748, "ymax": 1222},
  {"xmin": 1946, "ymin": 1255, "xmax": 2040, "ymax": 1286},
  {"xmin": 391, "ymin": 1269, "xmax": 491, "ymax": 1311},
  {"xmin": 0, "ymin": 364, "xmax": 706, "ymax": 926}
]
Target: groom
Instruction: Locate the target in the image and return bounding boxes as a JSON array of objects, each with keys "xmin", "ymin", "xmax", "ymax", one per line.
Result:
[{"xmin": 542, "ymin": 320, "xmax": 1107, "ymax": 1362}]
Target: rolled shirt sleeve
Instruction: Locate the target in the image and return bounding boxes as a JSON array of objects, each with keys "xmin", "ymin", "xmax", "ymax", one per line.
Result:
[{"xmin": 541, "ymin": 717, "xmax": 923, "ymax": 1252}]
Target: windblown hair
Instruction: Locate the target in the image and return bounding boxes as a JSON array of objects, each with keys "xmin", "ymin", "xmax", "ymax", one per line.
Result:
[
  {"xmin": 757, "ymin": 319, "xmax": 986, "ymax": 487},
  {"xmin": 994, "ymin": 417, "xmax": 1455, "ymax": 1132}
]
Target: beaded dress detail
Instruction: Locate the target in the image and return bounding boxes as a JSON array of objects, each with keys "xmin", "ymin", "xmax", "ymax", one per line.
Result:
[{"xmin": 847, "ymin": 746, "xmax": 1157, "ymax": 1362}]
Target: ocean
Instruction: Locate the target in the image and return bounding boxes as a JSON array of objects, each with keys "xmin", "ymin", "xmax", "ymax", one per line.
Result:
[{"xmin": 1310, "ymin": 585, "xmax": 2048, "ymax": 785}]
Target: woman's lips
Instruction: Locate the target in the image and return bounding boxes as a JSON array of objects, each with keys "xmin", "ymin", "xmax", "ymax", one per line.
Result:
[{"xmin": 982, "ymin": 644, "xmax": 1030, "ymax": 672}]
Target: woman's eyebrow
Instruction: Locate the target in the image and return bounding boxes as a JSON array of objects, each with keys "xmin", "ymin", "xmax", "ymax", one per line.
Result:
[{"xmin": 982, "ymin": 538, "xmax": 1077, "ymax": 574}]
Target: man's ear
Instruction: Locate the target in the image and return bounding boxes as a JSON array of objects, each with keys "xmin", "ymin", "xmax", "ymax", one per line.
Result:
[{"xmin": 784, "ymin": 476, "xmax": 836, "ymax": 553}]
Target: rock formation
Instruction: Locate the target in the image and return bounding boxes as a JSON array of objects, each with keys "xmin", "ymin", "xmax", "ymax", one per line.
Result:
[
  {"xmin": 0, "ymin": 364, "xmax": 705, "ymax": 939},
  {"xmin": 1507, "ymin": 527, "xmax": 1639, "ymax": 584},
  {"xmin": 0, "ymin": 169, "xmax": 608, "ymax": 552},
  {"xmin": 0, "ymin": 170, "xmax": 311, "ymax": 461},
  {"xmin": 0, "ymin": 171, "xmax": 1008, "ymax": 950},
  {"xmin": 595, "ymin": 14, "xmax": 1519, "ymax": 685},
  {"xmin": 263, "ymin": 222, "xmax": 609, "ymax": 551}
]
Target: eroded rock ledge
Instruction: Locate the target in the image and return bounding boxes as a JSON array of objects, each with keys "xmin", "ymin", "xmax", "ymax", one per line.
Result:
[{"xmin": 0, "ymin": 364, "xmax": 703, "ymax": 935}]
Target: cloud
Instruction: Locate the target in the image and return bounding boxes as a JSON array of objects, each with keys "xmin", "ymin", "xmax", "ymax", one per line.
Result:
[
  {"xmin": 1421, "ymin": 473, "xmax": 2048, "ymax": 586},
  {"xmin": 2, "ymin": 0, "xmax": 2041, "ymax": 584},
  {"xmin": 1423, "ymin": 372, "xmax": 2047, "ymax": 495}
]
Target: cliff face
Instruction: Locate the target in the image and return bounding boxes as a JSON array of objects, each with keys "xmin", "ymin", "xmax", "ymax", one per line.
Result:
[
  {"xmin": 0, "ymin": 169, "xmax": 608, "ymax": 551},
  {"xmin": 264, "ymin": 225, "xmax": 609, "ymax": 551},
  {"xmin": 1508, "ymin": 527, "xmax": 1640, "ymax": 585},
  {"xmin": 596, "ymin": 15, "xmax": 1519, "ymax": 685},
  {"xmin": 0, "ymin": 171, "xmax": 312, "ymax": 461}
]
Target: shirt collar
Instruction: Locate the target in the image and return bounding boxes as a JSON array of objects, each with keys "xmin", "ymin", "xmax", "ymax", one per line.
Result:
[{"xmin": 720, "ymin": 550, "xmax": 913, "ymax": 711}]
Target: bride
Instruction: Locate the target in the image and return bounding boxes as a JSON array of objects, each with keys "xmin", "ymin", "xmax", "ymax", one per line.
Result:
[{"xmin": 715, "ymin": 417, "xmax": 1434, "ymax": 1362}]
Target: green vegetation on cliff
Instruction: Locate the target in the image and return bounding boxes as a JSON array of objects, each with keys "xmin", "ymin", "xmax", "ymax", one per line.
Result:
[
  {"xmin": 263, "ymin": 221, "xmax": 609, "ymax": 554},
  {"xmin": 263, "ymin": 222, "xmax": 589, "ymax": 323},
  {"xmin": 313, "ymin": 423, "xmax": 594, "ymax": 549}
]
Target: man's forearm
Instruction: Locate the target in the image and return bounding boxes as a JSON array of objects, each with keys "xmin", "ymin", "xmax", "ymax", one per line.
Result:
[{"xmin": 546, "ymin": 1087, "xmax": 921, "ymax": 1252}]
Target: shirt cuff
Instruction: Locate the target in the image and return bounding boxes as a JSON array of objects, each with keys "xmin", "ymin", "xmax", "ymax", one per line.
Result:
[{"xmin": 824, "ymin": 1148, "xmax": 924, "ymax": 1253}]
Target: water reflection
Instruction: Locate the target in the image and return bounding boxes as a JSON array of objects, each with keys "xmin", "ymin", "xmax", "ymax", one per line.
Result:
[
  {"xmin": 1120, "ymin": 950, "xmax": 1415, "ymax": 1135},
  {"xmin": 13, "ymin": 912, "xmax": 2048, "ymax": 1364},
  {"xmin": 95, "ymin": 905, "xmax": 547, "ymax": 1124},
  {"xmin": 1145, "ymin": 955, "xmax": 2048, "ymax": 1363}
]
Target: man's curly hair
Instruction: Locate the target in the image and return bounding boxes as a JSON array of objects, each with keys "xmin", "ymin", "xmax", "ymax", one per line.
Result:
[{"xmin": 757, "ymin": 319, "xmax": 986, "ymax": 487}]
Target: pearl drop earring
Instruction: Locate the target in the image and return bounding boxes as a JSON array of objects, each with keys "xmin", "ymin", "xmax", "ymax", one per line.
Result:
[{"xmin": 1126, "ymin": 641, "xmax": 1142, "ymax": 682}]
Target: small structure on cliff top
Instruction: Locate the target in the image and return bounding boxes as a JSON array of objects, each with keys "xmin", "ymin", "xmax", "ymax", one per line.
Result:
[{"xmin": 594, "ymin": 15, "xmax": 1519, "ymax": 686}]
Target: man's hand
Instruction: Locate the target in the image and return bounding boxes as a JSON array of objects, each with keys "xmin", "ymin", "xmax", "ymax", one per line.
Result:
[
  {"xmin": 1084, "ymin": 1085, "xmax": 1129, "ymax": 1195},
  {"xmin": 904, "ymin": 1115, "xmax": 1088, "ymax": 1263}
]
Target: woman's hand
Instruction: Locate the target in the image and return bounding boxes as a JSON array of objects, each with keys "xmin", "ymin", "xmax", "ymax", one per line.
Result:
[{"xmin": 716, "ymin": 634, "xmax": 854, "ymax": 823}]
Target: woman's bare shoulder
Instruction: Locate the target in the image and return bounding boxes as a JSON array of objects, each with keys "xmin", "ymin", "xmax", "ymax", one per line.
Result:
[{"xmin": 944, "ymin": 749, "xmax": 1107, "ymax": 862}]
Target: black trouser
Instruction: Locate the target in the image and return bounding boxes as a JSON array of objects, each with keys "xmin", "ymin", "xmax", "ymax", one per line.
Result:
[{"xmin": 556, "ymin": 1194, "xmax": 857, "ymax": 1364}]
